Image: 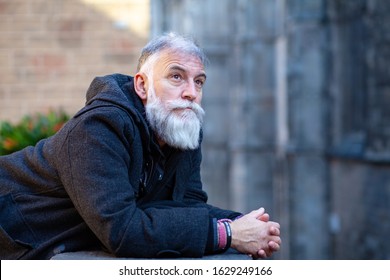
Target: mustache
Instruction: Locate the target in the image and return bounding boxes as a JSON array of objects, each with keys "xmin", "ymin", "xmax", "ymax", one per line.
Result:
[{"xmin": 165, "ymin": 100, "xmax": 205, "ymax": 118}]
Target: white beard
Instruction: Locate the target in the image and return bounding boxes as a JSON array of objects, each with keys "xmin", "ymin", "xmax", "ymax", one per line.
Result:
[{"xmin": 145, "ymin": 87, "xmax": 205, "ymax": 150}]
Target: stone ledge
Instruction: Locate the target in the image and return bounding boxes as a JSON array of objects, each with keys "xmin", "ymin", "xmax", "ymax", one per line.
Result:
[{"xmin": 51, "ymin": 250, "xmax": 252, "ymax": 260}]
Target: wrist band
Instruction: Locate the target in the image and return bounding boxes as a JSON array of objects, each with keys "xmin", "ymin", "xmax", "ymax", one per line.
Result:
[
  {"xmin": 223, "ymin": 221, "xmax": 232, "ymax": 249},
  {"xmin": 217, "ymin": 221, "xmax": 227, "ymax": 250},
  {"xmin": 217, "ymin": 219, "xmax": 232, "ymax": 250}
]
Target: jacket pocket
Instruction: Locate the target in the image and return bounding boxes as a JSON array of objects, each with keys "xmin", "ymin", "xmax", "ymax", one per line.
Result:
[{"xmin": 0, "ymin": 194, "xmax": 36, "ymax": 259}]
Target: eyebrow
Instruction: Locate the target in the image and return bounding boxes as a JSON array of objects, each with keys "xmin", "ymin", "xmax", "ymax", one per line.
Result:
[{"xmin": 168, "ymin": 65, "xmax": 207, "ymax": 80}]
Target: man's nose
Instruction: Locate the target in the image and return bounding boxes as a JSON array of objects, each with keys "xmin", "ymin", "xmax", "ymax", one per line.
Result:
[{"xmin": 182, "ymin": 81, "xmax": 198, "ymax": 101}]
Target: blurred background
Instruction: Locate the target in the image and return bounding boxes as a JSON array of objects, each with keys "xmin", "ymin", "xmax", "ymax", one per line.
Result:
[{"xmin": 1, "ymin": 0, "xmax": 389, "ymax": 259}]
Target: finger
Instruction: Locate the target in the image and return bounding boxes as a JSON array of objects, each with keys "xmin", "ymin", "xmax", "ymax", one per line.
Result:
[
  {"xmin": 248, "ymin": 207, "xmax": 265, "ymax": 218},
  {"xmin": 257, "ymin": 249, "xmax": 267, "ymax": 259},
  {"xmin": 269, "ymin": 226, "xmax": 280, "ymax": 236},
  {"xmin": 268, "ymin": 241, "xmax": 280, "ymax": 252},
  {"xmin": 258, "ymin": 213, "xmax": 269, "ymax": 222}
]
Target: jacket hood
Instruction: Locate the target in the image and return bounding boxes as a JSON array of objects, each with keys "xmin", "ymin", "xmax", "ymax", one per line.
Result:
[
  {"xmin": 82, "ymin": 73, "xmax": 157, "ymax": 154},
  {"xmin": 85, "ymin": 73, "xmax": 144, "ymax": 122}
]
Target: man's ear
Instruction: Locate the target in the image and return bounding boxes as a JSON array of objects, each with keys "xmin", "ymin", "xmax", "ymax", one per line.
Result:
[{"xmin": 134, "ymin": 72, "xmax": 148, "ymax": 102}]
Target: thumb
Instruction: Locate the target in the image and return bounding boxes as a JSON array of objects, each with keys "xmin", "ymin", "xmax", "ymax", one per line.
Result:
[
  {"xmin": 247, "ymin": 207, "xmax": 265, "ymax": 218},
  {"xmin": 258, "ymin": 213, "xmax": 270, "ymax": 222}
]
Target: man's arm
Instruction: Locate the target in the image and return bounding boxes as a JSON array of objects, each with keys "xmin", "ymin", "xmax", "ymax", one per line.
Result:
[{"xmin": 181, "ymin": 147, "xmax": 242, "ymax": 220}]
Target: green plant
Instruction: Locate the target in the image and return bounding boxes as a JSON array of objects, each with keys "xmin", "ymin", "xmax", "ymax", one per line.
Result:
[{"xmin": 0, "ymin": 110, "xmax": 70, "ymax": 156}]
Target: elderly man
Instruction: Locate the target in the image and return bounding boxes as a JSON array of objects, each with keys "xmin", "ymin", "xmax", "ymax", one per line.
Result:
[{"xmin": 0, "ymin": 33, "xmax": 281, "ymax": 260}]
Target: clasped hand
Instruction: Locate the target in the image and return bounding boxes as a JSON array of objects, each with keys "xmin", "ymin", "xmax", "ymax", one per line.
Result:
[{"xmin": 229, "ymin": 207, "xmax": 281, "ymax": 259}]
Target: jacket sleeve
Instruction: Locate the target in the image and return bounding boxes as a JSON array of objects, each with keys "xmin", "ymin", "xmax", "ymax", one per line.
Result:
[
  {"xmin": 56, "ymin": 107, "xmax": 210, "ymax": 258},
  {"xmin": 181, "ymin": 146, "xmax": 242, "ymax": 220}
]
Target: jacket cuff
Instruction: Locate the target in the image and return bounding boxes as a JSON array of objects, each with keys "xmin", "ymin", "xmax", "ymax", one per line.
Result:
[
  {"xmin": 204, "ymin": 218, "xmax": 218, "ymax": 254},
  {"xmin": 205, "ymin": 217, "xmax": 234, "ymax": 255}
]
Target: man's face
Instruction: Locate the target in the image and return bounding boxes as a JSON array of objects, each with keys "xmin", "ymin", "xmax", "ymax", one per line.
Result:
[
  {"xmin": 144, "ymin": 50, "xmax": 207, "ymax": 150},
  {"xmin": 150, "ymin": 49, "xmax": 206, "ymax": 108}
]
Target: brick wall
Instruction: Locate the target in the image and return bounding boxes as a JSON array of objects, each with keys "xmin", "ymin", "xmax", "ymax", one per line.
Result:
[{"xmin": 0, "ymin": 0, "xmax": 150, "ymax": 123}]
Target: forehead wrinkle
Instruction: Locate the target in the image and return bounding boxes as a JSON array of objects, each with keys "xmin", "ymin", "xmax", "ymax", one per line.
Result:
[
  {"xmin": 163, "ymin": 61, "xmax": 206, "ymax": 80},
  {"xmin": 166, "ymin": 65, "xmax": 207, "ymax": 83},
  {"xmin": 155, "ymin": 49, "xmax": 205, "ymax": 74}
]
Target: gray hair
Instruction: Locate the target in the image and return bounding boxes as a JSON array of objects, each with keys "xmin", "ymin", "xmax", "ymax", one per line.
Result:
[{"xmin": 136, "ymin": 32, "xmax": 208, "ymax": 73}]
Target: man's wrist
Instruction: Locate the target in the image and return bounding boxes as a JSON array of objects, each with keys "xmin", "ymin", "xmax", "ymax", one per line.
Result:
[{"xmin": 228, "ymin": 220, "xmax": 241, "ymax": 251}]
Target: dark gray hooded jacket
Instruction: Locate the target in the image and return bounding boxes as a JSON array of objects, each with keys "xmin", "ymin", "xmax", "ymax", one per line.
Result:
[{"xmin": 0, "ymin": 74, "xmax": 240, "ymax": 259}]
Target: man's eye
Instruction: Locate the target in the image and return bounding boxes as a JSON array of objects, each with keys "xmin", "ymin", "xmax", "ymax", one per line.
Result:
[
  {"xmin": 172, "ymin": 74, "xmax": 181, "ymax": 80},
  {"xmin": 195, "ymin": 79, "xmax": 205, "ymax": 87}
]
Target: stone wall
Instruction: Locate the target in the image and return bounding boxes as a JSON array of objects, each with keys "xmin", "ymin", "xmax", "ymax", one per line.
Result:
[
  {"xmin": 151, "ymin": 0, "xmax": 390, "ymax": 259},
  {"xmin": 327, "ymin": 0, "xmax": 390, "ymax": 259}
]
